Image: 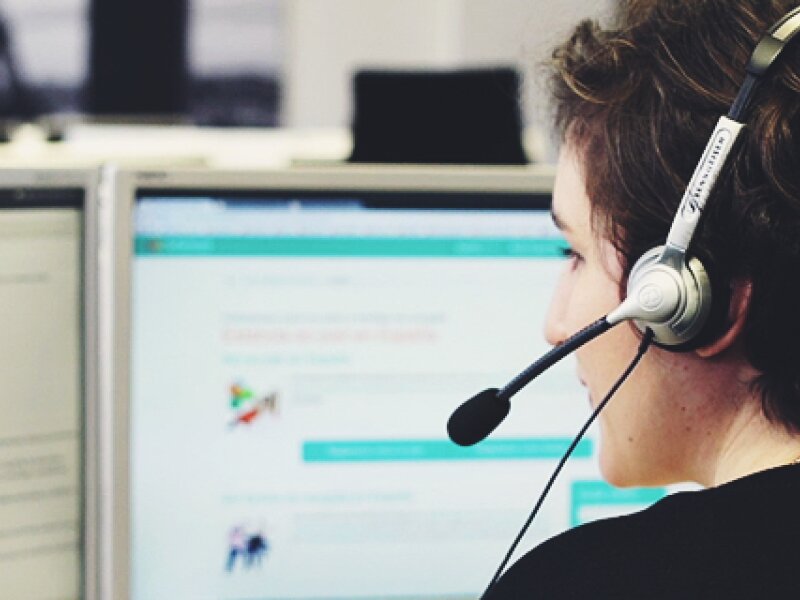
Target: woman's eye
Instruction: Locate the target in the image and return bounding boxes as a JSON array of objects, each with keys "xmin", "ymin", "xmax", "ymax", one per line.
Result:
[{"xmin": 559, "ymin": 246, "xmax": 582, "ymax": 261}]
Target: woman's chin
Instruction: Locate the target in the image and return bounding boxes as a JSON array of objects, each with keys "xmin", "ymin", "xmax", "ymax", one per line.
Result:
[{"xmin": 597, "ymin": 449, "xmax": 640, "ymax": 488}]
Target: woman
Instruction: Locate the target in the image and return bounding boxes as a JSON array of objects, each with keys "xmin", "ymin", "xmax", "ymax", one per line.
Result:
[{"xmin": 486, "ymin": 1, "xmax": 800, "ymax": 597}]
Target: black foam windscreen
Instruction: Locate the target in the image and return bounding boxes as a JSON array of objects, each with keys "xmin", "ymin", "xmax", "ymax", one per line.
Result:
[{"xmin": 447, "ymin": 388, "xmax": 510, "ymax": 447}]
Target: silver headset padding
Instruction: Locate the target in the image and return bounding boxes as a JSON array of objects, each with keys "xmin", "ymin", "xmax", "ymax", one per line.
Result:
[{"xmin": 626, "ymin": 246, "xmax": 713, "ymax": 346}]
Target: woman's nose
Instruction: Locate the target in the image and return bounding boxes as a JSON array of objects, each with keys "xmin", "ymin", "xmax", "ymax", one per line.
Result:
[{"xmin": 543, "ymin": 281, "xmax": 570, "ymax": 347}]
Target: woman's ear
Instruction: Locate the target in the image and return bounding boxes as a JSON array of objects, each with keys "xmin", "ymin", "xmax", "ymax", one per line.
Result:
[{"xmin": 695, "ymin": 279, "xmax": 752, "ymax": 358}]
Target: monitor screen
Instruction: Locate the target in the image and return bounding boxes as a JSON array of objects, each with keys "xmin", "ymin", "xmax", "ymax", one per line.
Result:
[
  {"xmin": 0, "ymin": 188, "xmax": 84, "ymax": 599},
  {"xmin": 129, "ymin": 187, "xmax": 664, "ymax": 599}
]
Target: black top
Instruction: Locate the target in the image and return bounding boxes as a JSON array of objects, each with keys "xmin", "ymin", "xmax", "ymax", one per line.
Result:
[{"xmin": 484, "ymin": 464, "xmax": 800, "ymax": 599}]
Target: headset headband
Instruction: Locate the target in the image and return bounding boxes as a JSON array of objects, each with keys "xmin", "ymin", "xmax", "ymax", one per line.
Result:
[{"xmin": 661, "ymin": 4, "xmax": 800, "ymax": 268}]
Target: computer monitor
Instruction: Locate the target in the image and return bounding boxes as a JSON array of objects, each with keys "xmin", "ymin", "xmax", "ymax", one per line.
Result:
[
  {"xmin": 97, "ymin": 165, "xmax": 664, "ymax": 600},
  {"xmin": 0, "ymin": 168, "xmax": 98, "ymax": 600}
]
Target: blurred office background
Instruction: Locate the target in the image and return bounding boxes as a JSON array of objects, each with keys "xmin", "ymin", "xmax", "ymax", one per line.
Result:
[
  {"xmin": 0, "ymin": 0, "xmax": 608, "ymax": 135},
  {"xmin": 0, "ymin": 0, "xmax": 283, "ymax": 124}
]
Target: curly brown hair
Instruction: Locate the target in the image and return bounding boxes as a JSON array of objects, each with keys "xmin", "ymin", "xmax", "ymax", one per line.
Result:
[{"xmin": 549, "ymin": 0, "xmax": 800, "ymax": 429}]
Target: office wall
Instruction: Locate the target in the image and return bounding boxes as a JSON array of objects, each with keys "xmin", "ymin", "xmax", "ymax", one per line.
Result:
[
  {"xmin": 3, "ymin": 0, "xmax": 611, "ymax": 134},
  {"xmin": 285, "ymin": 1, "xmax": 462, "ymax": 128},
  {"xmin": 190, "ymin": 0, "xmax": 282, "ymax": 75},
  {"xmin": 285, "ymin": 0, "xmax": 612, "ymax": 133},
  {"xmin": 1, "ymin": 0, "xmax": 85, "ymax": 84}
]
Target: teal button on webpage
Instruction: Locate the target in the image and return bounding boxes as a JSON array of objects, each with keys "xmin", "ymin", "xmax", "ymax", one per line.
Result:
[
  {"xmin": 571, "ymin": 480, "xmax": 667, "ymax": 526},
  {"xmin": 303, "ymin": 438, "xmax": 593, "ymax": 462}
]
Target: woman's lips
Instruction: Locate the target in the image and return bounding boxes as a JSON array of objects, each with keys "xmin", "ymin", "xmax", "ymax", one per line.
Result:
[{"xmin": 577, "ymin": 372, "xmax": 592, "ymax": 404}]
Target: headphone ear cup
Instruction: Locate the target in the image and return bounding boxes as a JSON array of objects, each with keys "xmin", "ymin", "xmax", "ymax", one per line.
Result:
[
  {"xmin": 674, "ymin": 251, "xmax": 731, "ymax": 351},
  {"xmin": 626, "ymin": 246, "xmax": 717, "ymax": 351}
]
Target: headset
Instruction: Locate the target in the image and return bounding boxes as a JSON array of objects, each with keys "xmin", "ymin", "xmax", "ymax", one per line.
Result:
[
  {"xmin": 448, "ymin": 3, "xmax": 800, "ymax": 450},
  {"xmin": 610, "ymin": 5, "xmax": 800, "ymax": 349}
]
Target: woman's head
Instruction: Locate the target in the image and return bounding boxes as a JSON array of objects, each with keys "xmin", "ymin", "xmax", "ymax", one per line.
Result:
[{"xmin": 548, "ymin": 0, "xmax": 800, "ymax": 433}]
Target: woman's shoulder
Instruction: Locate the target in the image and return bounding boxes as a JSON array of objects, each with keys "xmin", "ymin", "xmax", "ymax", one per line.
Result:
[{"xmin": 485, "ymin": 464, "xmax": 800, "ymax": 599}]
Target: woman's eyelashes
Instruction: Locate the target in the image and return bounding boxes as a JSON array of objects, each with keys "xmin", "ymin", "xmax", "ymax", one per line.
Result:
[{"xmin": 560, "ymin": 245, "xmax": 584, "ymax": 265}]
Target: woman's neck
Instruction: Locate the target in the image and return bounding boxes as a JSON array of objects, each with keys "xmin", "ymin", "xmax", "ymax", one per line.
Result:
[{"xmin": 705, "ymin": 402, "xmax": 800, "ymax": 487}]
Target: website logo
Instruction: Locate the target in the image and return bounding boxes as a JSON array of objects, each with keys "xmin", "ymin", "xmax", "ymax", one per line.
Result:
[{"xmin": 229, "ymin": 381, "xmax": 280, "ymax": 427}]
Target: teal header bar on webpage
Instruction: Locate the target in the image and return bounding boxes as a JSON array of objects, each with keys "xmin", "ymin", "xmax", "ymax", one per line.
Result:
[
  {"xmin": 302, "ymin": 438, "xmax": 592, "ymax": 463},
  {"xmin": 134, "ymin": 236, "xmax": 565, "ymax": 258}
]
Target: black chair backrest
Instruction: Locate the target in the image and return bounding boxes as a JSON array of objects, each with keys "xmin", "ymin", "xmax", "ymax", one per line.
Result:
[{"xmin": 349, "ymin": 67, "xmax": 529, "ymax": 165}]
